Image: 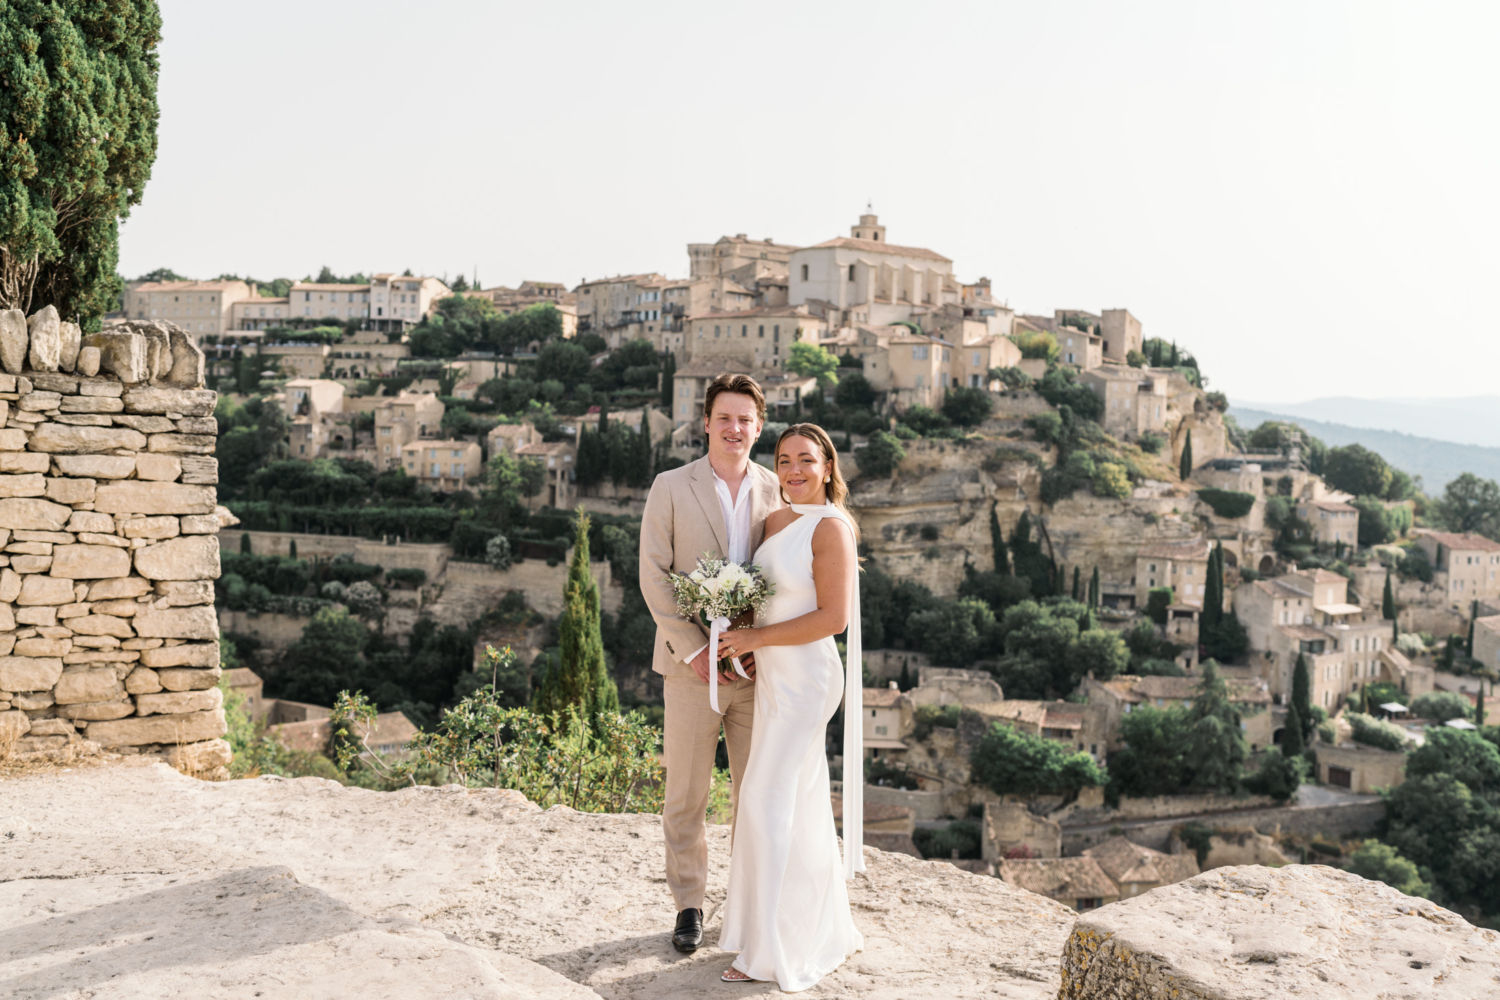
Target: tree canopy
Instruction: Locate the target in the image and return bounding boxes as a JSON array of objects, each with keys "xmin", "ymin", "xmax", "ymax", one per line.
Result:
[
  {"xmin": 970, "ymin": 720, "xmax": 1106, "ymax": 796},
  {"xmin": 784, "ymin": 341, "xmax": 840, "ymax": 386},
  {"xmin": 1434, "ymin": 473, "xmax": 1500, "ymax": 540},
  {"xmin": 0, "ymin": 2, "xmax": 161, "ymax": 324}
]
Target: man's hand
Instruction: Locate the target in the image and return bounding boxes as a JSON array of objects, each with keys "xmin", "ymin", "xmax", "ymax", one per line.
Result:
[
  {"xmin": 690, "ymin": 647, "xmax": 734, "ymax": 685},
  {"xmin": 740, "ymin": 651, "xmax": 757, "ymax": 680}
]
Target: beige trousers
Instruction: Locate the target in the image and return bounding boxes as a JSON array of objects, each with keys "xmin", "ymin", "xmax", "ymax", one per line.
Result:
[{"xmin": 661, "ymin": 672, "xmax": 755, "ymax": 912}]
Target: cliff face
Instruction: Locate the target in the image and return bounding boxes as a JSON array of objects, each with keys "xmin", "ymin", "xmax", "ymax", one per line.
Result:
[{"xmin": 0, "ymin": 759, "xmax": 1076, "ymax": 998}]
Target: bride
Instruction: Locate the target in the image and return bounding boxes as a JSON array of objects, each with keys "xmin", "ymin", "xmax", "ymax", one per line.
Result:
[{"xmin": 714, "ymin": 422, "xmax": 864, "ymax": 991}]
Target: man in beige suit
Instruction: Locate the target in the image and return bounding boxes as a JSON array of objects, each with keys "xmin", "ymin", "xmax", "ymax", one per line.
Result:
[{"xmin": 639, "ymin": 372, "xmax": 783, "ymax": 953}]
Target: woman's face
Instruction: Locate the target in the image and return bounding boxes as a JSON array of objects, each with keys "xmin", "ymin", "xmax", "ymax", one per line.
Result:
[{"xmin": 776, "ymin": 434, "xmax": 830, "ymax": 505}]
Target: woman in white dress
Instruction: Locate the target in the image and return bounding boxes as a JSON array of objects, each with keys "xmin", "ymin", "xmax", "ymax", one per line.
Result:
[{"xmin": 714, "ymin": 423, "xmax": 864, "ymax": 991}]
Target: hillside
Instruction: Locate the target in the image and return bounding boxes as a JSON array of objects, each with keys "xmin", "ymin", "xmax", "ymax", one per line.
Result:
[
  {"xmin": 1234, "ymin": 395, "xmax": 1500, "ymax": 449},
  {"xmin": 1229, "ymin": 406, "xmax": 1500, "ymax": 490}
]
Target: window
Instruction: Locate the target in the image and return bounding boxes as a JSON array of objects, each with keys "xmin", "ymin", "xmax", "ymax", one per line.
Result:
[
  {"xmin": 913, "ymin": 345, "xmax": 928, "ymax": 360},
  {"xmin": 848, "ymin": 264, "xmax": 856, "ymax": 281},
  {"xmin": 714, "ymin": 325, "xmax": 720, "ymax": 337},
  {"xmin": 972, "ymin": 351, "xmax": 982, "ymax": 366},
  {"xmin": 773, "ymin": 326, "xmax": 780, "ymax": 341},
  {"xmin": 801, "ymin": 264, "xmax": 808, "ymax": 281},
  {"xmin": 454, "ymin": 463, "xmax": 465, "ymax": 477},
  {"xmin": 431, "ymin": 463, "xmax": 440, "ymax": 476},
  {"xmin": 741, "ymin": 325, "xmax": 748, "ymax": 337},
  {"xmin": 758, "ymin": 325, "xmax": 764, "ymax": 338}
]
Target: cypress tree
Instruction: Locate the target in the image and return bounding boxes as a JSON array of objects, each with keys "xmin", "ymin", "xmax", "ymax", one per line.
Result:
[
  {"xmin": 660, "ymin": 352, "xmax": 675, "ymax": 409},
  {"xmin": 1202, "ymin": 544, "xmax": 1223, "ymax": 629},
  {"xmin": 289, "ymin": 539, "xmax": 297, "ymax": 559},
  {"xmin": 1169, "ymin": 341, "xmax": 1179, "ymax": 366},
  {"xmin": 1179, "ymin": 429, "xmax": 1194, "ymax": 481},
  {"xmin": 1478, "ymin": 687, "xmax": 1486, "ymax": 728},
  {"xmin": 1469, "ymin": 600, "xmax": 1479, "ymax": 656},
  {"xmin": 1292, "ymin": 653, "xmax": 1312, "ymax": 741},
  {"xmin": 240, "ymin": 533, "xmax": 252, "ymax": 555},
  {"xmin": 1071, "ymin": 566, "xmax": 1081, "ymax": 601},
  {"xmin": 1382, "ymin": 570, "xmax": 1396, "ymax": 620},
  {"xmin": 1282, "ymin": 702, "xmax": 1305, "ymax": 757},
  {"xmin": 1089, "ymin": 566, "xmax": 1101, "ymax": 608},
  {"xmin": 535, "ymin": 508, "xmax": 618, "ymax": 729},
  {"xmin": 989, "ymin": 504, "xmax": 1008, "ymax": 574},
  {"xmin": 1392, "ymin": 618, "xmax": 1399, "ymax": 643},
  {"xmin": 898, "ymin": 662, "xmax": 912, "ymax": 692},
  {"xmin": 1184, "ymin": 660, "xmax": 1246, "ymax": 794}
]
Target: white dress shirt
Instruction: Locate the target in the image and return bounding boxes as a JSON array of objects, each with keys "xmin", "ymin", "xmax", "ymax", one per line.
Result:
[{"xmin": 685, "ymin": 464, "xmax": 754, "ymax": 664}]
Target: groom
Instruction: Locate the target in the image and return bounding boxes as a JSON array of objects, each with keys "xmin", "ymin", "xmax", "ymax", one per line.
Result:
[{"xmin": 640, "ymin": 372, "xmax": 783, "ymax": 953}]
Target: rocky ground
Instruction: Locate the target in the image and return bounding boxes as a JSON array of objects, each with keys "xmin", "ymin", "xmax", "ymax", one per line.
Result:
[{"xmin": 0, "ymin": 758, "xmax": 1076, "ymax": 998}]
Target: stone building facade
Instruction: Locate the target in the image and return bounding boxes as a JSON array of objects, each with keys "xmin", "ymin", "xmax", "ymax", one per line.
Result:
[{"xmin": 0, "ymin": 307, "xmax": 228, "ymax": 774}]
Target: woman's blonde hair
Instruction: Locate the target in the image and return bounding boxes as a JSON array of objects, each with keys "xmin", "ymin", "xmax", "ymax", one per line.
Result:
[{"xmin": 774, "ymin": 423, "xmax": 859, "ymax": 542}]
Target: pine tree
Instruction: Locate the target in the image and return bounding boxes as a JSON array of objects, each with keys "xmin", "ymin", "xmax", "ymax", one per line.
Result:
[
  {"xmin": 1071, "ymin": 566, "xmax": 1081, "ymax": 601},
  {"xmin": 989, "ymin": 504, "xmax": 1008, "ymax": 574},
  {"xmin": 660, "ymin": 352, "xmax": 675, "ymax": 409},
  {"xmin": 1179, "ymin": 429, "xmax": 1194, "ymax": 481},
  {"xmin": 1282, "ymin": 702, "xmax": 1305, "ymax": 758},
  {"xmin": 1292, "ymin": 653, "xmax": 1312, "ymax": 741},
  {"xmin": 534, "ymin": 508, "xmax": 618, "ymax": 729},
  {"xmin": 1382, "ymin": 570, "xmax": 1396, "ymax": 620},
  {"xmin": 1089, "ymin": 566, "xmax": 1101, "ymax": 608}
]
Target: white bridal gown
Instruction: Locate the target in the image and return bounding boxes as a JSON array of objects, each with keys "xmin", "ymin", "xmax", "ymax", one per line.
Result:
[{"xmin": 718, "ymin": 507, "xmax": 863, "ymax": 991}]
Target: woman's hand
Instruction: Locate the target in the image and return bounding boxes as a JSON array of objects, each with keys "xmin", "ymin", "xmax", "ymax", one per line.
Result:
[{"xmin": 718, "ymin": 627, "xmax": 765, "ymax": 662}]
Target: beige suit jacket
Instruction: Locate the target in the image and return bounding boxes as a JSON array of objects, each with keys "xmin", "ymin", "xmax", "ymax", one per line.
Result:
[{"xmin": 639, "ymin": 455, "xmax": 784, "ymax": 679}]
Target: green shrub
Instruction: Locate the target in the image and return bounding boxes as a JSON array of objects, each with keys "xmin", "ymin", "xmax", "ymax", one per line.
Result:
[
  {"xmin": 1243, "ymin": 747, "xmax": 1308, "ymax": 802},
  {"xmin": 1347, "ymin": 840, "xmax": 1430, "ymax": 898},
  {"xmin": 866, "ymin": 756, "xmax": 920, "ymax": 790},
  {"xmin": 913, "ymin": 820, "xmax": 982, "ymax": 860},
  {"xmin": 384, "ymin": 567, "xmax": 428, "ymax": 589},
  {"xmin": 1138, "ymin": 432, "xmax": 1166, "ymax": 455},
  {"xmin": 970, "ymin": 721, "xmax": 1107, "ymax": 796},
  {"xmin": 1408, "ymin": 691, "xmax": 1472, "ymax": 723},
  {"xmin": 1196, "ymin": 488, "xmax": 1257, "ymax": 519},
  {"xmin": 327, "ymin": 561, "xmax": 382, "ymax": 584},
  {"xmin": 912, "ymin": 703, "xmax": 961, "ymax": 741},
  {"xmin": 856, "ymin": 430, "xmax": 907, "ymax": 477},
  {"xmin": 1347, "ymin": 712, "xmax": 1410, "ymax": 751}
]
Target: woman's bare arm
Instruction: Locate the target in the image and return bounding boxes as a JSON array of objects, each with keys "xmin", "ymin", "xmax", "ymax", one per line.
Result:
[{"xmin": 716, "ymin": 517, "xmax": 854, "ymax": 659}]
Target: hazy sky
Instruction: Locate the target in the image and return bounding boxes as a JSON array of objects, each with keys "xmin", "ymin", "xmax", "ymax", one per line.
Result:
[{"xmin": 121, "ymin": 1, "xmax": 1498, "ymax": 403}]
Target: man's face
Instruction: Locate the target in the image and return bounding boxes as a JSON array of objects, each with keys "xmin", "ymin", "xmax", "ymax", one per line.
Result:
[{"xmin": 704, "ymin": 391, "xmax": 762, "ymax": 465}]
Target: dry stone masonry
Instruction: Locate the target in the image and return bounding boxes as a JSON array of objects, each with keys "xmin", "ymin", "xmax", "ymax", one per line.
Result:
[{"xmin": 0, "ymin": 308, "xmax": 226, "ymax": 771}]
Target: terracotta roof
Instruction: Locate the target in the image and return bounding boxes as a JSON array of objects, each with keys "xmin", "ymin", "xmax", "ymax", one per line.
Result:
[
  {"xmin": 672, "ymin": 360, "xmax": 745, "ymax": 379},
  {"xmin": 131, "ymin": 280, "xmax": 248, "ymax": 292},
  {"xmin": 516, "ymin": 442, "xmax": 572, "ymax": 456},
  {"xmin": 575, "ymin": 273, "xmax": 664, "ymax": 289},
  {"xmin": 973, "ymin": 700, "xmax": 1048, "ymax": 728},
  {"xmin": 1042, "ymin": 708, "xmax": 1083, "ymax": 730},
  {"xmin": 1425, "ymin": 531, "xmax": 1500, "ymax": 553},
  {"xmin": 226, "ymin": 667, "xmax": 262, "ymax": 687},
  {"xmin": 1084, "ymin": 836, "xmax": 1200, "ymax": 887},
  {"xmin": 999, "ymin": 857, "xmax": 1117, "ymax": 901},
  {"xmin": 1137, "ymin": 539, "xmax": 1211, "ymax": 561},
  {"xmin": 1278, "ymin": 624, "xmax": 1331, "ymax": 642},
  {"xmin": 235, "ymin": 297, "xmax": 290, "ymax": 306},
  {"xmin": 864, "ymin": 687, "xmax": 906, "ymax": 708},
  {"xmin": 1294, "ymin": 569, "xmax": 1348, "ymax": 583},
  {"xmin": 1302, "ymin": 500, "xmax": 1357, "ymax": 513},
  {"xmin": 688, "ymin": 305, "xmax": 815, "ymax": 321},
  {"xmin": 805, "ymin": 236, "xmax": 952, "ymax": 263},
  {"xmin": 290, "ymin": 282, "xmax": 371, "ymax": 292},
  {"xmin": 1254, "ymin": 579, "xmax": 1307, "ymax": 599}
]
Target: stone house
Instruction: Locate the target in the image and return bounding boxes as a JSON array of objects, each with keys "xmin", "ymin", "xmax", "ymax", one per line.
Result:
[
  {"xmin": 1099, "ymin": 309, "xmax": 1143, "ymax": 364},
  {"xmin": 668, "ymin": 361, "xmax": 817, "ymax": 440},
  {"xmin": 226, "ymin": 668, "xmax": 266, "ymax": 722},
  {"xmin": 401, "ymin": 439, "xmax": 483, "ymax": 491},
  {"xmin": 1079, "ymin": 364, "xmax": 1168, "ymax": 443},
  {"xmin": 1314, "ymin": 740, "xmax": 1407, "ymax": 793},
  {"xmin": 686, "ymin": 305, "xmax": 825, "ymax": 372},
  {"xmin": 1414, "ymin": 531, "xmax": 1500, "ymax": 605},
  {"xmin": 688, "ymin": 233, "xmax": 797, "ymax": 285},
  {"xmin": 1082, "ymin": 835, "xmax": 1200, "ymax": 899},
  {"xmin": 983, "ymin": 801, "xmax": 1062, "ymax": 862},
  {"xmin": 327, "ymin": 340, "xmax": 410, "ymax": 380},
  {"xmin": 862, "ymin": 682, "xmax": 913, "ymax": 754},
  {"xmin": 368, "ymin": 274, "xmax": 450, "ymax": 333},
  {"xmin": 1233, "ymin": 567, "xmax": 1390, "ymax": 710},
  {"xmin": 1376, "ymin": 646, "xmax": 1435, "ymax": 698},
  {"xmin": 230, "ymin": 296, "xmax": 292, "ymax": 331},
  {"xmin": 515, "ymin": 441, "xmax": 576, "ymax": 509},
  {"xmin": 1080, "ymin": 674, "xmax": 1273, "ymax": 752},
  {"xmin": 280, "ymin": 379, "xmax": 346, "ymax": 460},
  {"xmin": 1474, "ymin": 614, "xmax": 1500, "ymax": 673},
  {"xmin": 788, "ymin": 213, "xmax": 956, "ymax": 331},
  {"xmin": 272, "ymin": 710, "xmax": 419, "ymax": 758},
  {"xmin": 971, "ymin": 698, "xmax": 1114, "ymax": 762},
  {"xmin": 374, "ymin": 391, "xmax": 444, "ymax": 469},
  {"xmin": 287, "ymin": 282, "xmax": 370, "ymax": 325},
  {"xmin": 1296, "ymin": 499, "xmax": 1360, "ymax": 547},
  {"xmin": 910, "ymin": 668, "xmax": 1004, "ymax": 707},
  {"xmin": 998, "ymin": 857, "xmax": 1119, "ymax": 911},
  {"xmin": 1135, "ymin": 537, "xmax": 1211, "ymax": 609},
  {"xmin": 883, "ymin": 330, "xmax": 955, "ymax": 410},
  {"xmin": 260, "ymin": 341, "xmax": 330, "ymax": 380},
  {"xmin": 124, "ymin": 279, "xmax": 253, "ymax": 339},
  {"xmin": 488, "ymin": 422, "xmax": 539, "ymax": 459},
  {"xmin": 1056, "ymin": 327, "xmax": 1102, "ymax": 369},
  {"xmin": 951, "ymin": 327, "xmax": 1022, "ymax": 389}
]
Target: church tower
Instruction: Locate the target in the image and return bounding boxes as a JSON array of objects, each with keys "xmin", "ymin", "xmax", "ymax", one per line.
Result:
[{"xmin": 851, "ymin": 209, "xmax": 886, "ymax": 243}]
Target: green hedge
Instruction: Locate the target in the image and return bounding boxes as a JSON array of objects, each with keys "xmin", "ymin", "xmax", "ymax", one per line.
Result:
[{"xmin": 1196, "ymin": 488, "xmax": 1257, "ymax": 519}]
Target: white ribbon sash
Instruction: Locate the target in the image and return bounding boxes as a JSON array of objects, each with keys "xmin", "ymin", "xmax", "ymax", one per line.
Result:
[
  {"xmin": 789, "ymin": 502, "xmax": 865, "ymax": 880},
  {"xmin": 707, "ymin": 615, "xmax": 751, "ymax": 716}
]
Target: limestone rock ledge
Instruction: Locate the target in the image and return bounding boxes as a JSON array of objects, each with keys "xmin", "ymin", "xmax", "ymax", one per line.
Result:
[
  {"xmin": 1058, "ymin": 865, "xmax": 1500, "ymax": 999},
  {"xmin": 1, "ymin": 759, "xmax": 1076, "ymax": 998}
]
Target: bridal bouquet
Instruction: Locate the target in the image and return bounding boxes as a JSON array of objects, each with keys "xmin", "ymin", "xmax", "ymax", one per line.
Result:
[{"xmin": 668, "ymin": 553, "xmax": 775, "ymax": 679}]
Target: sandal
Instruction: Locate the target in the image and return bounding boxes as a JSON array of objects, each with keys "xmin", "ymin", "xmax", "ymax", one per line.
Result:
[{"xmin": 721, "ymin": 968, "xmax": 754, "ymax": 982}]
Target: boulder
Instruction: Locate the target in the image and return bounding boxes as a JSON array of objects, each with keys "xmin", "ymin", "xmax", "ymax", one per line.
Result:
[
  {"xmin": 134, "ymin": 685, "xmax": 223, "ymax": 717},
  {"xmin": 17, "ymin": 574, "xmax": 76, "ymax": 606},
  {"xmin": 132, "ymin": 605, "xmax": 218, "ymax": 640},
  {"xmin": 1057, "ymin": 865, "xmax": 1500, "ymax": 1000},
  {"xmin": 0, "ymin": 655, "xmax": 64, "ymax": 692},
  {"xmin": 54, "ymin": 454, "xmax": 138, "ymax": 479},
  {"xmin": 133, "ymin": 535, "xmax": 220, "ymax": 581},
  {"xmin": 156, "ymin": 666, "xmax": 222, "ymax": 691},
  {"xmin": 51, "ymin": 544, "xmax": 134, "ymax": 579},
  {"xmin": 0, "ymin": 567, "xmax": 19, "ymax": 602},
  {"xmin": 59, "ymin": 320, "xmax": 82, "ymax": 371},
  {"xmin": 163, "ymin": 736, "xmax": 233, "ymax": 772},
  {"xmin": 84, "ymin": 706, "xmax": 227, "ymax": 746},
  {"xmin": 0, "ymin": 497, "xmax": 73, "ymax": 531},
  {"xmin": 0, "ymin": 708, "xmax": 30, "ymax": 740},
  {"xmin": 27, "ymin": 423, "xmax": 149, "ymax": 454},
  {"xmin": 93, "ymin": 482, "xmax": 216, "ymax": 515},
  {"xmin": 76, "ymin": 345, "xmax": 101, "ymax": 377},
  {"xmin": 80, "ymin": 331, "xmax": 149, "ymax": 383},
  {"xmin": 165, "ymin": 327, "xmax": 206, "ymax": 388},
  {"xmin": 121, "ymin": 387, "xmax": 216, "ymax": 416},
  {"xmin": 19, "ymin": 390, "xmax": 63, "ymax": 411},
  {"xmin": 26, "ymin": 305, "xmax": 61, "ymax": 372},
  {"xmin": 139, "ymin": 323, "xmax": 171, "ymax": 381},
  {"xmin": 53, "ymin": 666, "xmax": 127, "ymax": 705},
  {"xmin": 0, "ymin": 309, "xmax": 27, "ymax": 374},
  {"xmin": 140, "ymin": 641, "xmax": 219, "ymax": 669}
]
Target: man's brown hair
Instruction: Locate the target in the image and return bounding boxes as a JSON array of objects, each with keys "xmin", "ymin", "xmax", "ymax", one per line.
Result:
[{"xmin": 702, "ymin": 372, "xmax": 766, "ymax": 424}]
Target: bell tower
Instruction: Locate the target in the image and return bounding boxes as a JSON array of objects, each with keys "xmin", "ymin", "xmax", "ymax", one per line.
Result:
[{"xmin": 851, "ymin": 203, "xmax": 886, "ymax": 243}]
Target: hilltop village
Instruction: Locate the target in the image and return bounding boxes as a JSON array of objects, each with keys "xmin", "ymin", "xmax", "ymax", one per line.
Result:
[{"xmin": 16, "ymin": 210, "xmax": 1498, "ymax": 925}]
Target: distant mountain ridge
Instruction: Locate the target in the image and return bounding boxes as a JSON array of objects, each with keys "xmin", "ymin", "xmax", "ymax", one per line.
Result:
[
  {"xmin": 1227, "ymin": 407, "xmax": 1500, "ymax": 491},
  {"xmin": 1233, "ymin": 395, "xmax": 1500, "ymax": 450}
]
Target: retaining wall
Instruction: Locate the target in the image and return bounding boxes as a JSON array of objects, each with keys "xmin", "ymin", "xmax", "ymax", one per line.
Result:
[
  {"xmin": 0, "ymin": 310, "xmax": 228, "ymax": 775},
  {"xmin": 1061, "ymin": 799, "xmax": 1388, "ymax": 854}
]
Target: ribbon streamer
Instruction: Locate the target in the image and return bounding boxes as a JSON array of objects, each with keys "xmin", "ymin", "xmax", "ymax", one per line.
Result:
[{"xmin": 707, "ymin": 615, "xmax": 749, "ymax": 716}]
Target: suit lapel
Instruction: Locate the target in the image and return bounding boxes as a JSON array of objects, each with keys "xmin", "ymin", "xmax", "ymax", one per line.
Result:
[{"xmin": 689, "ymin": 458, "xmax": 730, "ymax": 560}]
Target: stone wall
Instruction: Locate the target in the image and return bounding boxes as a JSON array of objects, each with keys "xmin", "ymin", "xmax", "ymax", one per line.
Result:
[
  {"xmin": 0, "ymin": 308, "xmax": 226, "ymax": 772},
  {"xmin": 1062, "ymin": 799, "xmax": 1388, "ymax": 854}
]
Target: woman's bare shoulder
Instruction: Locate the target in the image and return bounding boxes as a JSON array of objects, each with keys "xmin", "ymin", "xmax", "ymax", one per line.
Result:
[
  {"xmin": 811, "ymin": 515, "xmax": 856, "ymax": 551},
  {"xmin": 761, "ymin": 506, "xmax": 797, "ymax": 541}
]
